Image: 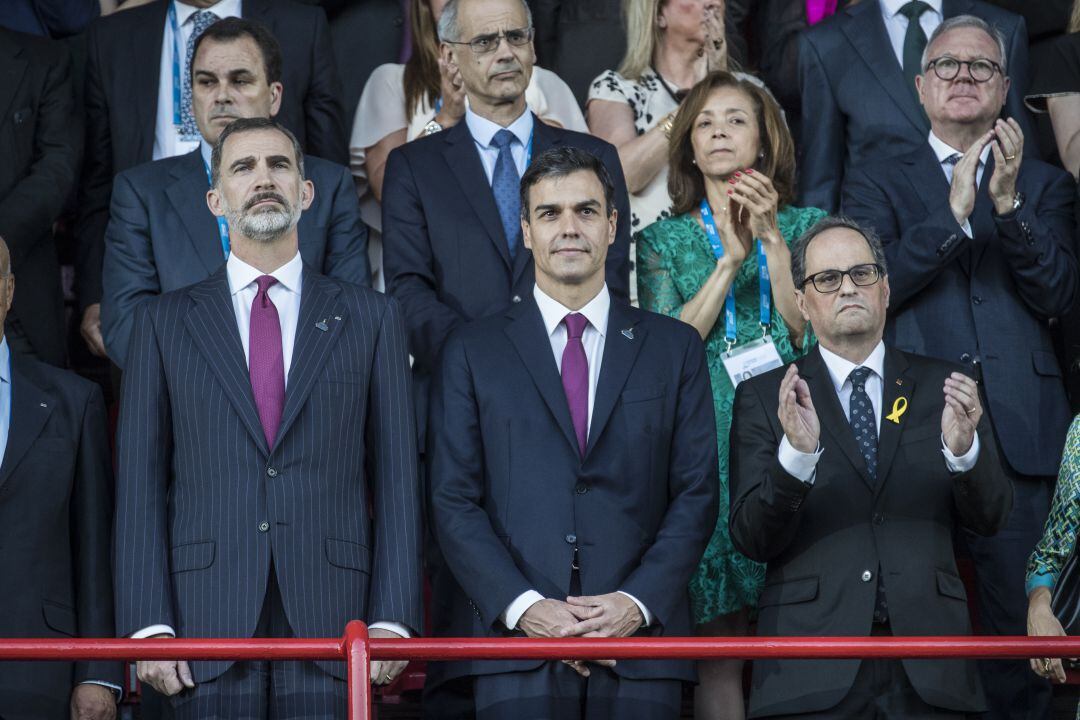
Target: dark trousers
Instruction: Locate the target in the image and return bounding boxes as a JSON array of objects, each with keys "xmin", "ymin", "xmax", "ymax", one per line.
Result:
[
  {"xmin": 473, "ymin": 662, "xmax": 681, "ymax": 720},
  {"xmin": 170, "ymin": 568, "xmax": 346, "ymax": 720},
  {"xmin": 960, "ymin": 471, "xmax": 1054, "ymax": 720},
  {"xmin": 767, "ymin": 658, "xmax": 973, "ymax": 719}
]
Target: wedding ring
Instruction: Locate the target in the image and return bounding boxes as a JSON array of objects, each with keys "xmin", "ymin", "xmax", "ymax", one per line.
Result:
[
  {"xmin": 1004, "ymin": 154, "xmax": 1016, "ymax": 161},
  {"xmin": 965, "ymin": 407, "xmax": 976, "ymax": 415},
  {"xmin": 383, "ymin": 673, "xmax": 393, "ymax": 683},
  {"xmin": 1043, "ymin": 659, "xmax": 1053, "ymax": 674}
]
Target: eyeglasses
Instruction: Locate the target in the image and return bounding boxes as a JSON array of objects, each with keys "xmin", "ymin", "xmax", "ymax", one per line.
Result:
[
  {"xmin": 800, "ymin": 263, "xmax": 884, "ymax": 293},
  {"xmin": 445, "ymin": 27, "xmax": 534, "ymax": 55},
  {"xmin": 925, "ymin": 56, "xmax": 1002, "ymax": 83}
]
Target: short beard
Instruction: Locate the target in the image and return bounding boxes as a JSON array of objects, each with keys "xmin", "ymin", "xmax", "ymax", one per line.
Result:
[{"xmin": 224, "ymin": 191, "xmax": 302, "ymax": 243}]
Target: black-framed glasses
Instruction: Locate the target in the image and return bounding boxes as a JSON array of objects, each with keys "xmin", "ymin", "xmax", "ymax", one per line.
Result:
[
  {"xmin": 800, "ymin": 263, "xmax": 884, "ymax": 293},
  {"xmin": 925, "ymin": 56, "xmax": 1002, "ymax": 83},
  {"xmin": 445, "ymin": 27, "xmax": 534, "ymax": 55}
]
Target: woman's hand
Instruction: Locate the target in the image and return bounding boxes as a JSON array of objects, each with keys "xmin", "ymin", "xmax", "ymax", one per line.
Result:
[
  {"xmin": 436, "ymin": 57, "xmax": 467, "ymax": 127},
  {"xmin": 703, "ymin": 2, "xmax": 728, "ymax": 73},
  {"xmin": 729, "ymin": 169, "xmax": 781, "ymax": 246},
  {"xmin": 709, "ymin": 194, "xmax": 753, "ymax": 269},
  {"xmin": 1027, "ymin": 586, "xmax": 1068, "ymax": 684}
]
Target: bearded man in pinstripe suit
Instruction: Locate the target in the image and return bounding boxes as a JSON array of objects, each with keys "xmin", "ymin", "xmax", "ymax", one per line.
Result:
[{"xmin": 114, "ymin": 117, "xmax": 422, "ymax": 720}]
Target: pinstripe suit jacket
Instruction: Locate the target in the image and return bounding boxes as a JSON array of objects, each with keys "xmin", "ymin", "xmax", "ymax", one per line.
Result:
[{"xmin": 114, "ymin": 265, "xmax": 422, "ymax": 682}]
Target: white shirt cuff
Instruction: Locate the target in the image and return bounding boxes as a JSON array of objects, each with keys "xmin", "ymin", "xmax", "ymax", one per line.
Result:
[
  {"xmin": 79, "ymin": 680, "xmax": 123, "ymax": 701},
  {"xmin": 778, "ymin": 435, "xmax": 823, "ymax": 484},
  {"xmin": 942, "ymin": 431, "xmax": 980, "ymax": 472},
  {"xmin": 502, "ymin": 590, "xmax": 545, "ymax": 629},
  {"xmin": 130, "ymin": 624, "xmax": 175, "ymax": 639},
  {"xmin": 960, "ymin": 219, "xmax": 974, "ymax": 239},
  {"xmin": 617, "ymin": 590, "xmax": 652, "ymax": 627},
  {"xmin": 368, "ymin": 621, "xmax": 411, "ymax": 638}
]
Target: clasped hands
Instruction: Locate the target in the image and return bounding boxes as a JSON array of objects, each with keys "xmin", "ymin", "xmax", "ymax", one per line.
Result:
[
  {"xmin": 517, "ymin": 593, "xmax": 644, "ymax": 677},
  {"xmin": 949, "ymin": 117, "xmax": 1024, "ymax": 226}
]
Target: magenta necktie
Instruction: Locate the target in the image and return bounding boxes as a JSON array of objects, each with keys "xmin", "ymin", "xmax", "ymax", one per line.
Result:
[
  {"xmin": 249, "ymin": 275, "xmax": 285, "ymax": 448},
  {"xmin": 561, "ymin": 313, "xmax": 589, "ymax": 458},
  {"xmin": 806, "ymin": 0, "xmax": 838, "ymax": 25}
]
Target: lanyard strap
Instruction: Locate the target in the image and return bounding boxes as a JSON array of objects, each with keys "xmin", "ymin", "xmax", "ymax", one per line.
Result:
[
  {"xmin": 202, "ymin": 157, "xmax": 231, "ymax": 258},
  {"xmin": 699, "ymin": 199, "xmax": 771, "ymax": 349},
  {"xmin": 168, "ymin": 2, "xmax": 184, "ymax": 129}
]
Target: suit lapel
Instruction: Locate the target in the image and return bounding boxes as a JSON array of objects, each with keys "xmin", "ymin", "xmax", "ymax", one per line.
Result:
[
  {"xmin": 801, "ymin": 347, "xmax": 874, "ymax": 490},
  {"xmin": 504, "ymin": 297, "xmax": 580, "ymax": 457},
  {"xmin": 443, "ymin": 121, "xmax": 513, "ymax": 272},
  {"xmin": 585, "ymin": 301, "xmax": 644, "ymax": 457},
  {"xmin": 131, "ymin": 1, "xmax": 168, "ymax": 162},
  {"xmin": 874, "ymin": 348, "xmax": 915, "ymax": 497},
  {"xmin": 184, "ymin": 269, "xmax": 269, "ymax": 455},
  {"xmin": 166, "ymin": 150, "xmax": 227, "ymax": 274},
  {"xmin": 274, "ymin": 269, "xmax": 347, "ymax": 449},
  {"xmin": 0, "ymin": 358, "xmax": 54, "ymax": 494},
  {"xmin": 840, "ymin": 2, "xmax": 928, "ymax": 135},
  {"xmin": 0, "ymin": 43, "xmax": 27, "ymax": 128}
]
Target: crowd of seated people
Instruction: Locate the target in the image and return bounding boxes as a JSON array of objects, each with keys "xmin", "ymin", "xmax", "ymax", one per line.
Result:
[{"xmin": 2, "ymin": 0, "xmax": 1080, "ymax": 719}]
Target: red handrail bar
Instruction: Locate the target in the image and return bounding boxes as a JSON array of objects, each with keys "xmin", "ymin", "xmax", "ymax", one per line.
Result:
[{"xmin": 4, "ymin": 623, "xmax": 1080, "ymax": 720}]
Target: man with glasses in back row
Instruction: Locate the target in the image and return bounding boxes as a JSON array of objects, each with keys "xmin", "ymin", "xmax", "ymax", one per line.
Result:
[{"xmin": 842, "ymin": 15, "xmax": 1078, "ymax": 718}]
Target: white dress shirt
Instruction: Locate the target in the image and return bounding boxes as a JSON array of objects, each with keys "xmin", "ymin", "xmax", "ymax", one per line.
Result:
[
  {"xmin": 133, "ymin": 251, "xmax": 409, "ymax": 639},
  {"xmin": 501, "ymin": 285, "xmax": 653, "ymax": 631},
  {"xmin": 778, "ymin": 341, "xmax": 980, "ymax": 483},
  {"xmin": 464, "ymin": 105, "xmax": 534, "ymax": 185},
  {"xmin": 880, "ymin": 0, "xmax": 943, "ymax": 70},
  {"xmin": 153, "ymin": 0, "xmax": 243, "ymax": 161},
  {"xmin": 928, "ymin": 130, "xmax": 992, "ymax": 239}
]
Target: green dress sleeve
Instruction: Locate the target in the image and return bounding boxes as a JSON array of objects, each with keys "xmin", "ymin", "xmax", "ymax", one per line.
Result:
[
  {"xmin": 1026, "ymin": 415, "xmax": 1080, "ymax": 594},
  {"xmin": 635, "ymin": 222, "xmax": 687, "ymax": 319}
]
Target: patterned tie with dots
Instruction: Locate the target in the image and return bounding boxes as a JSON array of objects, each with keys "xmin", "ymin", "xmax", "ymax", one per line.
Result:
[
  {"xmin": 179, "ymin": 10, "xmax": 219, "ymax": 140},
  {"xmin": 490, "ymin": 129, "xmax": 522, "ymax": 258},
  {"xmin": 848, "ymin": 366, "xmax": 889, "ymax": 623}
]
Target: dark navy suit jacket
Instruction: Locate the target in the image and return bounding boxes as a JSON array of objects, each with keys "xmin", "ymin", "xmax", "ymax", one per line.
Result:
[
  {"xmin": 842, "ymin": 147, "xmax": 1077, "ymax": 476},
  {"xmin": 427, "ymin": 294, "xmax": 718, "ymax": 686},
  {"xmin": 798, "ymin": 0, "xmax": 1033, "ymax": 212},
  {"xmin": 101, "ymin": 149, "xmax": 369, "ymax": 368},
  {"xmin": 114, "ymin": 266, "xmax": 422, "ymax": 682}
]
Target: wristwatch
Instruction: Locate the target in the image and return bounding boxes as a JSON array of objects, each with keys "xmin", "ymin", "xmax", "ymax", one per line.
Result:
[
  {"xmin": 997, "ymin": 190, "xmax": 1025, "ymax": 218},
  {"xmin": 422, "ymin": 119, "xmax": 444, "ymax": 136}
]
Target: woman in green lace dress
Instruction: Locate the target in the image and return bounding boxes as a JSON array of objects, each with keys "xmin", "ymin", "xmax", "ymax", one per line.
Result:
[
  {"xmin": 636, "ymin": 71, "xmax": 825, "ymax": 718},
  {"xmin": 1026, "ymin": 414, "xmax": 1080, "ymax": 698}
]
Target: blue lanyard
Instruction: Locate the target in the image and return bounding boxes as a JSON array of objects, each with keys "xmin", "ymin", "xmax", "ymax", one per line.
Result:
[
  {"xmin": 167, "ymin": 2, "xmax": 184, "ymax": 129},
  {"xmin": 202, "ymin": 157, "xmax": 231, "ymax": 258},
  {"xmin": 699, "ymin": 199, "xmax": 772, "ymax": 349}
]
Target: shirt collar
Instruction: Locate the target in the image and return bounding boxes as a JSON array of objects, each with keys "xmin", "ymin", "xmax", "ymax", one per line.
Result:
[
  {"xmin": 174, "ymin": 0, "xmax": 241, "ymax": 25},
  {"xmin": 226, "ymin": 251, "xmax": 304, "ymax": 297},
  {"xmin": 465, "ymin": 105, "xmax": 534, "ymax": 150},
  {"xmin": 818, "ymin": 341, "xmax": 886, "ymax": 393},
  {"xmin": 533, "ymin": 284, "xmax": 610, "ymax": 340},
  {"xmin": 928, "ymin": 130, "xmax": 992, "ymax": 166},
  {"xmin": 0, "ymin": 337, "xmax": 10, "ymax": 386},
  {"xmin": 199, "ymin": 140, "xmax": 213, "ymax": 169},
  {"xmin": 881, "ymin": 0, "xmax": 943, "ymax": 19}
]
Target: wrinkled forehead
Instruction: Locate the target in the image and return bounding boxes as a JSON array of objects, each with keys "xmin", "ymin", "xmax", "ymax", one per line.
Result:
[
  {"xmin": 458, "ymin": 0, "xmax": 529, "ymax": 36},
  {"xmin": 220, "ymin": 128, "xmax": 297, "ymax": 167},
  {"xmin": 194, "ymin": 36, "xmax": 265, "ymax": 78},
  {"xmin": 927, "ymin": 26, "xmax": 1002, "ymax": 64},
  {"xmin": 804, "ymin": 228, "xmax": 876, "ymax": 274}
]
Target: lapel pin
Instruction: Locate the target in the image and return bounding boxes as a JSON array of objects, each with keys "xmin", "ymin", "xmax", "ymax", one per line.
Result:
[
  {"xmin": 885, "ymin": 396, "xmax": 908, "ymax": 424},
  {"xmin": 621, "ymin": 327, "xmax": 635, "ymax": 341},
  {"xmin": 315, "ymin": 319, "xmax": 329, "ymax": 332},
  {"xmin": 39, "ymin": 402, "xmax": 47, "ymax": 408},
  {"xmin": 334, "ymin": 315, "xmax": 342, "ymax": 321},
  {"xmin": 895, "ymin": 378, "xmax": 903, "ymax": 386}
]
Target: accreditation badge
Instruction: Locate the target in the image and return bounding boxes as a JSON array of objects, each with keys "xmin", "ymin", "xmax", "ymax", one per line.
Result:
[{"xmin": 721, "ymin": 337, "xmax": 784, "ymax": 388}]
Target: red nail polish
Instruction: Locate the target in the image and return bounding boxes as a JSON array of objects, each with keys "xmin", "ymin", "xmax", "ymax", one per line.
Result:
[
  {"xmin": 729, "ymin": 178, "xmax": 736, "ymax": 184},
  {"xmin": 727, "ymin": 189, "xmax": 733, "ymax": 195},
  {"xmin": 734, "ymin": 171, "xmax": 742, "ymax": 177},
  {"xmin": 746, "ymin": 168, "xmax": 754, "ymax": 174}
]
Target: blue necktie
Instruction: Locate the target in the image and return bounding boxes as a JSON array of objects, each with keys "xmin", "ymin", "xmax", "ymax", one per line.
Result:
[
  {"xmin": 848, "ymin": 366, "xmax": 888, "ymax": 623},
  {"xmin": 490, "ymin": 129, "xmax": 521, "ymax": 258},
  {"xmin": 179, "ymin": 10, "xmax": 218, "ymax": 140}
]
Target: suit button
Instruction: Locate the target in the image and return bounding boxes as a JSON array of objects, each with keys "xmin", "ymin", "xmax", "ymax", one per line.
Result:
[
  {"xmin": 960, "ymin": 353, "xmax": 972, "ymax": 363},
  {"xmin": 861, "ymin": 570, "xmax": 873, "ymax": 582},
  {"xmin": 972, "ymin": 295, "xmax": 982, "ymax": 305},
  {"xmin": 575, "ymin": 483, "xmax": 588, "ymax": 494},
  {"xmin": 873, "ymin": 512, "xmax": 885, "ymax": 525},
  {"xmin": 512, "ymin": 295, "xmax": 522, "ymax": 303},
  {"xmin": 258, "ymin": 521, "xmax": 270, "ymax": 532},
  {"xmin": 266, "ymin": 467, "xmax": 278, "ymax": 478},
  {"xmin": 565, "ymin": 534, "xmax": 577, "ymax": 544}
]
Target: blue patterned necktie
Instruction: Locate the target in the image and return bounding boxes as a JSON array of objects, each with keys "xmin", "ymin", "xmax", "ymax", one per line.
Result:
[
  {"xmin": 490, "ymin": 129, "xmax": 522, "ymax": 258},
  {"xmin": 179, "ymin": 9, "xmax": 219, "ymax": 141},
  {"xmin": 848, "ymin": 365, "xmax": 889, "ymax": 623}
]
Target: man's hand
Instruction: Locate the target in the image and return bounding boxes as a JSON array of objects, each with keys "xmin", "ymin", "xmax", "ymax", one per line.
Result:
[
  {"xmin": 369, "ymin": 628, "xmax": 409, "ymax": 687},
  {"xmin": 942, "ymin": 371, "xmax": 981, "ymax": 456},
  {"xmin": 778, "ymin": 364, "xmax": 819, "ymax": 453},
  {"xmin": 136, "ymin": 659, "xmax": 194, "ymax": 696},
  {"xmin": 70, "ymin": 684, "xmax": 116, "ymax": 720},
  {"xmin": 80, "ymin": 304, "xmax": 107, "ymax": 358},
  {"xmin": 564, "ymin": 593, "xmax": 643, "ymax": 639},
  {"xmin": 989, "ymin": 117, "xmax": 1024, "ymax": 215},
  {"xmin": 518, "ymin": 598, "xmax": 581, "ymax": 639},
  {"xmin": 949, "ymin": 128, "xmax": 994, "ymax": 226}
]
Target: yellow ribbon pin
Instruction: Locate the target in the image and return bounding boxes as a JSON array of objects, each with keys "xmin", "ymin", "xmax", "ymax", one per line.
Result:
[{"xmin": 885, "ymin": 397, "xmax": 908, "ymax": 424}]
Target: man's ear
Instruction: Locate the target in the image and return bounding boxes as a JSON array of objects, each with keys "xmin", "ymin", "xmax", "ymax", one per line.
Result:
[
  {"xmin": 795, "ymin": 287, "xmax": 809, "ymax": 323},
  {"xmin": 300, "ymin": 179, "xmax": 315, "ymax": 210},
  {"xmin": 207, "ymin": 188, "xmax": 225, "ymax": 218},
  {"xmin": 521, "ymin": 214, "xmax": 532, "ymax": 250}
]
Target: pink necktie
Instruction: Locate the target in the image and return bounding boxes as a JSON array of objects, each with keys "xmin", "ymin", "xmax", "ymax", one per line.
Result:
[
  {"xmin": 249, "ymin": 275, "xmax": 285, "ymax": 448},
  {"xmin": 561, "ymin": 313, "xmax": 589, "ymax": 458},
  {"xmin": 806, "ymin": 0, "xmax": 838, "ymax": 25}
]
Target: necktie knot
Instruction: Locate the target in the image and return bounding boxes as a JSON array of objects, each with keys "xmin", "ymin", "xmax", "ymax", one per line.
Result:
[
  {"xmin": 898, "ymin": 0, "xmax": 930, "ymax": 20},
  {"xmin": 849, "ymin": 365, "xmax": 873, "ymax": 392},
  {"xmin": 191, "ymin": 9, "xmax": 218, "ymax": 31},
  {"xmin": 255, "ymin": 275, "xmax": 278, "ymax": 306},
  {"xmin": 943, "ymin": 153, "xmax": 962, "ymax": 166},
  {"xmin": 491, "ymin": 129, "xmax": 517, "ymax": 150},
  {"xmin": 564, "ymin": 313, "xmax": 588, "ymax": 340}
]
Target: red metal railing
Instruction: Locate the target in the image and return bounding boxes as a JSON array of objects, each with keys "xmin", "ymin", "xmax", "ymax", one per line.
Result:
[{"xmin": 3, "ymin": 623, "xmax": 1080, "ymax": 719}]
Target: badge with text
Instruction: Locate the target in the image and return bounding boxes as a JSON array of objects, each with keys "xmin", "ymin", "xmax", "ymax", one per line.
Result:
[
  {"xmin": 721, "ymin": 337, "xmax": 784, "ymax": 388},
  {"xmin": 885, "ymin": 396, "xmax": 908, "ymax": 424}
]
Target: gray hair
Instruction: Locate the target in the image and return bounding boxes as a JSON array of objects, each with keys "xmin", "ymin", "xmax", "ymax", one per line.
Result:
[
  {"xmin": 437, "ymin": 0, "xmax": 533, "ymax": 42},
  {"xmin": 790, "ymin": 216, "xmax": 889, "ymax": 288},
  {"xmin": 921, "ymin": 14, "xmax": 1008, "ymax": 74}
]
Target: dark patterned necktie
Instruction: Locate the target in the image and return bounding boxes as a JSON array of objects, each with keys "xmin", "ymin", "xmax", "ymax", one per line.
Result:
[
  {"xmin": 179, "ymin": 9, "xmax": 218, "ymax": 140},
  {"xmin": 848, "ymin": 366, "xmax": 889, "ymax": 623},
  {"xmin": 490, "ymin": 129, "xmax": 521, "ymax": 258}
]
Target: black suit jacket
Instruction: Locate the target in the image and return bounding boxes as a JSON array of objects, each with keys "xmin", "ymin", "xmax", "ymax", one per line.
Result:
[
  {"xmin": 842, "ymin": 148, "xmax": 1077, "ymax": 476},
  {"xmin": 0, "ymin": 354, "xmax": 119, "ymax": 719},
  {"xmin": 729, "ymin": 346, "xmax": 1011, "ymax": 717},
  {"xmin": 797, "ymin": 0, "xmax": 1034, "ymax": 212},
  {"xmin": 77, "ymin": 0, "xmax": 347, "ymax": 309},
  {"xmin": 428, "ymin": 294, "xmax": 718, "ymax": 686},
  {"xmin": 530, "ymin": 0, "xmax": 626, "ymax": 105},
  {"xmin": 114, "ymin": 266, "xmax": 422, "ymax": 682},
  {"xmin": 0, "ymin": 29, "xmax": 80, "ymax": 367},
  {"xmin": 101, "ymin": 148, "xmax": 370, "ymax": 368}
]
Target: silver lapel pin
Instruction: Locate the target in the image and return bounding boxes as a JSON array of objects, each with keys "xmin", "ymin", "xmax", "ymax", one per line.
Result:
[
  {"xmin": 621, "ymin": 327, "xmax": 635, "ymax": 341},
  {"xmin": 315, "ymin": 319, "xmax": 329, "ymax": 332},
  {"xmin": 39, "ymin": 402, "xmax": 47, "ymax": 408}
]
